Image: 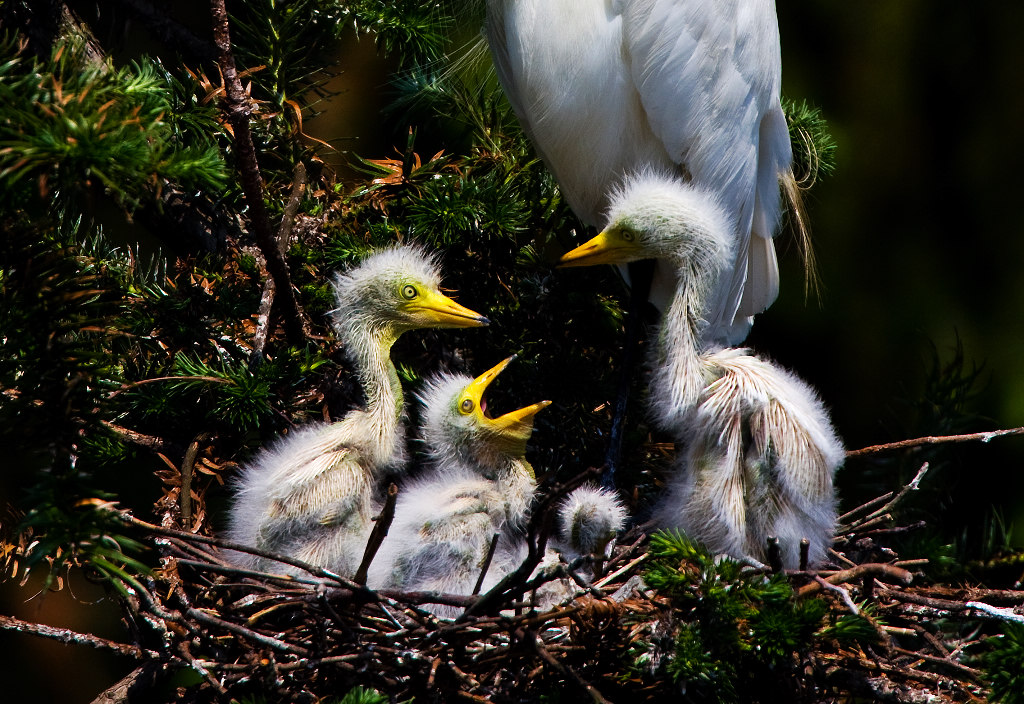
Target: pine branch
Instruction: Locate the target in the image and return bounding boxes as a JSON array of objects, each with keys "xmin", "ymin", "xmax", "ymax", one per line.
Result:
[{"xmin": 208, "ymin": 0, "xmax": 310, "ymax": 345}]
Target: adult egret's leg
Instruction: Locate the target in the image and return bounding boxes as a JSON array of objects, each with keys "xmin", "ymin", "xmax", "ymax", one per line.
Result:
[{"xmin": 602, "ymin": 258, "xmax": 655, "ymax": 491}]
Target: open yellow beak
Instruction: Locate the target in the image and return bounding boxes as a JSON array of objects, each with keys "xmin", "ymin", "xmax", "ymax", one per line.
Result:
[
  {"xmin": 558, "ymin": 229, "xmax": 637, "ymax": 268},
  {"xmin": 412, "ymin": 289, "xmax": 490, "ymax": 328},
  {"xmin": 465, "ymin": 355, "xmax": 551, "ymax": 438}
]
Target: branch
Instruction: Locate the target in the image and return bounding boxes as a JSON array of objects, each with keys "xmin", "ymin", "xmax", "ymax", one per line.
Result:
[
  {"xmin": 208, "ymin": 0, "xmax": 310, "ymax": 345},
  {"xmin": 180, "ymin": 433, "xmax": 209, "ymax": 531},
  {"xmin": 472, "ymin": 533, "xmax": 501, "ymax": 596},
  {"xmin": 252, "ymin": 162, "xmax": 307, "ymax": 365},
  {"xmin": 0, "ymin": 613, "xmax": 153, "ymax": 659},
  {"xmin": 837, "ymin": 463, "xmax": 929, "ymax": 533},
  {"xmin": 90, "ymin": 663, "xmax": 170, "ymax": 704},
  {"xmin": 796, "ymin": 564, "xmax": 913, "ymax": 598},
  {"xmin": 462, "ymin": 467, "xmax": 599, "ymax": 619},
  {"xmin": 353, "ymin": 483, "xmax": 398, "ymax": 586},
  {"xmin": 101, "ymin": 421, "xmax": 179, "ymax": 455},
  {"xmin": 847, "ymin": 426, "xmax": 1024, "ymax": 458}
]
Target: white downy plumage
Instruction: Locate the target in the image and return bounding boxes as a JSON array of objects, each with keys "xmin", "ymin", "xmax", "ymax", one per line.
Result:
[
  {"xmin": 561, "ymin": 173, "xmax": 843, "ymax": 568},
  {"xmin": 486, "ymin": 0, "xmax": 794, "ymax": 343},
  {"xmin": 367, "ymin": 357, "xmax": 549, "ymax": 615},
  {"xmin": 224, "ymin": 246, "xmax": 488, "ymax": 577}
]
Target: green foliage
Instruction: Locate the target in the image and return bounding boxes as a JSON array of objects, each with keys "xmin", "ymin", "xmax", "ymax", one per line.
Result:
[
  {"xmin": 0, "ymin": 33, "xmax": 225, "ymax": 212},
  {"xmin": 783, "ymin": 97, "xmax": 837, "ymax": 188},
  {"xmin": 635, "ymin": 532, "xmax": 834, "ymax": 703},
  {"xmin": 346, "ymin": 0, "xmax": 454, "ymax": 67},
  {"xmin": 232, "ymin": 0, "xmax": 346, "ymax": 105},
  {"xmin": 980, "ymin": 624, "xmax": 1024, "ymax": 704},
  {"xmin": 165, "ymin": 353, "xmax": 276, "ymax": 430},
  {"xmin": 231, "ymin": 684, "xmax": 394, "ymax": 704},
  {"xmin": 15, "ymin": 495, "xmax": 150, "ymax": 593},
  {"xmin": 817, "ymin": 604, "xmax": 882, "ymax": 646},
  {"xmin": 337, "ymin": 685, "xmax": 393, "ymax": 704}
]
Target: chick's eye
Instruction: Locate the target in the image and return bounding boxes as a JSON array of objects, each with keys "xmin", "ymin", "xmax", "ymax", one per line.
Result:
[
  {"xmin": 401, "ymin": 284, "xmax": 418, "ymax": 300},
  {"xmin": 460, "ymin": 398, "xmax": 474, "ymax": 414}
]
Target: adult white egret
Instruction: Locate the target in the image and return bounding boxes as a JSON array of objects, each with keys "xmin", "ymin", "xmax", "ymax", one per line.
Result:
[
  {"xmin": 224, "ymin": 246, "xmax": 489, "ymax": 576},
  {"xmin": 367, "ymin": 356, "xmax": 550, "ymax": 610},
  {"xmin": 486, "ymin": 0, "xmax": 799, "ymax": 342},
  {"xmin": 560, "ymin": 173, "xmax": 842, "ymax": 568}
]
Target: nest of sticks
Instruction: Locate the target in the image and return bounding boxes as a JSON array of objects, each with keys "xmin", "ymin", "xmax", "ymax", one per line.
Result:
[{"xmin": 39, "ymin": 458, "xmax": 1010, "ymax": 704}]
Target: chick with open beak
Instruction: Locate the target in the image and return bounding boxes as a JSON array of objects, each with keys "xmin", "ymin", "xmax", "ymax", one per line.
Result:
[{"xmin": 366, "ymin": 357, "xmax": 550, "ymax": 613}]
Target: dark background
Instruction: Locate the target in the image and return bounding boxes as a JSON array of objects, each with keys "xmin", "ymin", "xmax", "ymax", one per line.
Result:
[{"xmin": 4, "ymin": 1, "xmax": 1024, "ymax": 701}]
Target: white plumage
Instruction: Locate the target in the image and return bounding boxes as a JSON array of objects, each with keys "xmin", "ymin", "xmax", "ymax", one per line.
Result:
[
  {"xmin": 555, "ymin": 485, "xmax": 628, "ymax": 563},
  {"xmin": 486, "ymin": 0, "xmax": 794, "ymax": 343},
  {"xmin": 560, "ymin": 172, "xmax": 842, "ymax": 568},
  {"xmin": 368, "ymin": 357, "xmax": 549, "ymax": 612},
  {"xmin": 526, "ymin": 484, "xmax": 629, "ymax": 609},
  {"xmin": 224, "ymin": 246, "xmax": 488, "ymax": 576}
]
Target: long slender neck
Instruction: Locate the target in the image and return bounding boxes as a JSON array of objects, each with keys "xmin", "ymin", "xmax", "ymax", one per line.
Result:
[
  {"xmin": 648, "ymin": 260, "xmax": 714, "ymax": 434},
  {"xmin": 345, "ymin": 320, "xmax": 406, "ymax": 469}
]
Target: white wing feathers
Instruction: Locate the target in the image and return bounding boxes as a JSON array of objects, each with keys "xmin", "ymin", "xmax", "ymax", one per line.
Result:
[
  {"xmin": 486, "ymin": 0, "xmax": 791, "ymax": 344},
  {"xmin": 622, "ymin": 0, "xmax": 788, "ymax": 340}
]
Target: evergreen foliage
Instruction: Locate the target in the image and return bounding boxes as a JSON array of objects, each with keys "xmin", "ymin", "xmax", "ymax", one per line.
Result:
[
  {"xmin": 0, "ymin": 32, "xmax": 225, "ymax": 213},
  {"xmin": 980, "ymin": 623, "xmax": 1024, "ymax": 704},
  {"xmin": 634, "ymin": 532, "xmax": 835, "ymax": 702}
]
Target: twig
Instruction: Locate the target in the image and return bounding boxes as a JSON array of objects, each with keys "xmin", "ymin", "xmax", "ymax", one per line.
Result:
[
  {"xmin": 0, "ymin": 614, "xmax": 155, "ymax": 659},
  {"xmin": 892, "ymin": 647, "xmax": 982, "ymax": 679},
  {"xmin": 353, "ymin": 483, "xmax": 398, "ymax": 586},
  {"xmin": 173, "ymin": 558, "xmax": 322, "ymax": 586},
  {"xmin": 89, "ymin": 662, "xmax": 168, "ymax": 704},
  {"xmin": 117, "ymin": 512, "xmax": 366, "ymax": 590},
  {"xmin": 252, "ymin": 162, "xmax": 307, "ymax": 365},
  {"xmin": 186, "ymin": 607, "xmax": 310, "ymax": 657},
  {"xmin": 837, "ymin": 490, "xmax": 894, "ymax": 524},
  {"xmin": 838, "ymin": 463, "xmax": 930, "ymax": 532},
  {"xmin": 814, "ymin": 575, "xmax": 860, "ymax": 615},
  {"xmin": 473, "ymin": 533, "xmax": 501, "ymax": 596},
  {"xmin": 876, "ymin": 589, "xmax": 966, "ymax": 612},
  {"xmin": 797, "ymin": 564, "xmax": 913, "ymax": 598},
  {"xmin": 463, "ymin": 468, "xmax": 599, "ymax": 618},
  {"xmin": 209, "ymin": 0, "xmax": 310, "ymax": 344},
  {"xmin": 965, "ymin": 601, "xmax": 1024, "ymax": 624},
  {"xmin": 100, "ymin": 421, "xmax": 178, "ymax": 454},
  {"xmin": 593, "ymin": 552, "xmax": 649, "ymax": 589},
  {"xmin": 180, "ymin": 432, "xmax": 208, "ymax": 531},
  {"xmin": 521, "ymin": 627, "xmax": 611, "ymax": 704},
  {"xmin": 847, "ymin": 426, "xmax": 1024, "ymax": 458}
]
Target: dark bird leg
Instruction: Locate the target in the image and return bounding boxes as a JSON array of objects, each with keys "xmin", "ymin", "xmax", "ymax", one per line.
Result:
[{"xmin": 602, "ymin": 259, "xmax": 655, "ymax": 491}]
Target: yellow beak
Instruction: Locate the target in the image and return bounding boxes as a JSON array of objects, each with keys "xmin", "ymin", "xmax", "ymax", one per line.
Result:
[
  {"xmin": 411, "ymin": 289, "xmax": 490, "ymax": 328},
  {"xmin": 465, "ymin": 355, "xmax": 551, "ymax": 442},
  {"xmin": 558, "ymin": 229, "xmax": 638, "ymax": 268}
]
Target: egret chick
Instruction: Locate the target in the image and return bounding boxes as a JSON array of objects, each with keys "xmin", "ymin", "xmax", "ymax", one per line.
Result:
[
  {"xmin": 556, "ymin": 485, "xmax": 628, "ymax": 565},
  {"xmin": 526, "ymin": 484, "xmax": 628, "ymax": 609},
  {"xmin": 369, "ymin": 356, "xmax": 550, "ymax": 608},
  {"xmin": 560, "ymin": 173, "xmax": 842, "ymax": 568},
  {"xmin": 225, "ymin": 246, "xmax": 488, "ymax": 576}
]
